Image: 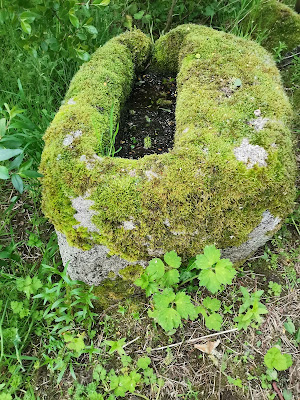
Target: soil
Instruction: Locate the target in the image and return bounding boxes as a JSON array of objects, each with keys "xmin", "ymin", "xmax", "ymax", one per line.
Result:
[{"xmin": 116, "ymin": 73, "xmax": 176, "ymax": 159}]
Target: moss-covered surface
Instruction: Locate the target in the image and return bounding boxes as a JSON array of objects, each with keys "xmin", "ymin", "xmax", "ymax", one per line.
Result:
[
  {"xmin": 40, "ymin": 25, "xmax": 296, "ymax": 265},
  {"xmin": 245, "ymin": 0, "xmax": 300, "ymax": 52}
]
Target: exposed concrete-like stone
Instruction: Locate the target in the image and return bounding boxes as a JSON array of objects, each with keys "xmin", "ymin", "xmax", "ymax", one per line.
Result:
[
  {"xmin": 234, "ymin": 138, "xmax": 268, "ymax": 168},
  {"xmin": 56, "ymin": 231, "xmax": 138, "ymax": 285},
  {"xmin": 222, "ymin": 211, "xmax": 281, "ymax": 262},
  {"xmin": 71, "ymin": 192, "xmax": 100, "ymax": 233}
]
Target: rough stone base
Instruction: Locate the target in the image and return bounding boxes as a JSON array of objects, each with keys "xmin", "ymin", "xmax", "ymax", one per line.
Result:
[
  {"xmin": 56, "ymin": 231, "xmax": 140, "ymax": 286},
  {"xmin": 56, "ymin": 211, "xmax": 280, "ymax": 286}
]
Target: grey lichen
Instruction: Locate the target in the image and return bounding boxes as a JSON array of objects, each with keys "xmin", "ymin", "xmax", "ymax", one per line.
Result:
[
  {"xmin": 71, "ymin": 192, "xmax": 99, "ymax": 233},
  {"xmin": 234, "ymin": 138, "xmax": 268, "ymax": 168}
]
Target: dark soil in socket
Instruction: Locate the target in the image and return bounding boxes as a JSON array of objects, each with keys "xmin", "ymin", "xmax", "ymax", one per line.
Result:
[{"xmin": 116, "ymin": 73, "xmax": 176, "ymax": 159}]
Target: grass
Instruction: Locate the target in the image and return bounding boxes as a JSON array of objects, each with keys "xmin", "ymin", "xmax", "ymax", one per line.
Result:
[{"xmin": 0, "ymin": 1, "xmax": 299, "ymax": 399}]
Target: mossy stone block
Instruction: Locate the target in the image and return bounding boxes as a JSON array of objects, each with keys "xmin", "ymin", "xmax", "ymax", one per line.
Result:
[{"xmin": 40, "ymin": 26, "xmax": 296, "ymax": 285}]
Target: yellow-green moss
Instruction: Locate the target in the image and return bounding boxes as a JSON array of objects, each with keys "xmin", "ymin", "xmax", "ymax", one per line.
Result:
[
  {"xmin": 40, "ymin": 25, "xmax": 296, "ymax": 265},
  {"xmin": 244, "ymin": 0, "xmax": 300, "ymax": 52}
]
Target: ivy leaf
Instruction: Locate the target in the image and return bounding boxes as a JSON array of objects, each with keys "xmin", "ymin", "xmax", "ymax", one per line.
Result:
[
  {"xmin": 205, "ymin": 313, "xmax": 223, "ymax": 331},
  {"xmin": 148, "ymin": 307, "xmax": 181, "ymax": 332},
  {"xmin": 147, "ymin": 258, "xmax": 165, "ymax": 280},
  {"xmin": 159, "ymin": 269, "xmax": 180, "ymax": 287},
  {"xmin": 202, "ymin": 297, "xmax": 221, "ymax": 312},
  {"xmin": 164, "ymin": 251, "xmax": 181, "ymax": 269},
  {"xmin": 264, "ymin": 347, "xmax": 292, "ymax": 371},
  {"xmin": 175, "ymin": 291, "xmax": 199, "ymax": 320}
]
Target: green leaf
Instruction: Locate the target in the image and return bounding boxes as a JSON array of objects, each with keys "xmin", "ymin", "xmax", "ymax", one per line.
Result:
[
  {"xmin": 149, "ymin": 307, "xmax": 181, "ymax": 332},
  {"xmin": 20, "ymin": 170, "xmax": 43, "ymax": 178},
  {"xmin": 164, "ymin": 250, "xmax": 181, "ymax": 268},
  {"xmin": 11, "ymin": 174, "xmax": 24, "ymax": 193},
  {"xmin": 227, "ymin": 376, "xmax": 243, "ymax": 388},
  {"xmin": 198, "ymin": 269, "xmax": 221, "ymax": 293},
  {"xmin": 20, "ymin": 20, "xmax": 31, "ymax": 34},
  {"xmin": 152, "ymin": 288, "xmax": 175, "ymax": 309},
  {"xmin": 0, "ymin": 166, "xmax": 9, "ymax": 179},
  {"xmin": 146, "ymin": 258, "xmax": 165, "ymax": 280},
  {"xmin": 284, "ymin": 318, "xmax": 295, "ymax": 335},
  {"xmin": 64, "ymin": 333, "xmax": 86, "ymax": 354},
  {"xmin": 202, "ymin": 297, "xmax": 221, "ymax": 312},
  {"xmin": 19, "ymin": 11, "xmax": 37, "ymax": 23},
  {"xmin": 84, "ymin": 25, "xmax": 98, "ymax": 35},
  {"xmin": 175, "ymin": 291, "xmax": 199, "ymax": 320},
  {"xmin": 264, "ymin": 347, "xmax": 293, "ymax": 371},
  {"xmin": 134, "ymin": 10, "xmax": 145, "ymax": 19},
  {"xmin": 282, "ymin": 389, "xmax": 293, "ymax": 400},
  {"xmin": 205, "ymin": 313, "xmax": 223, "ymax": 331},
  {"xmin": 215, "ymin": 259, "xmax": 236, "ymax": 285},
  {"xmin": 93, "ymin": 0, "xmax": 110, "ymax": 5},
  {"xmin": 233, "ymin": 78, "xmax": 242, "ymax": 88},
  {"xmin": 159, "ymin": 269, "xmax": 180, "ymax": 287},
  {"xmin": 0, "ymin": 118, "xmax": 6, "ymax": 136},
  {"xmin": 69, "ymin": 10, "xmax": 80, "ymax": 28},
  {"xmin": 0, "ymin": 148, "xmax": 22, "ymax": 161},
  {"xmin": 137, "ymin": 356, "xmax": 151, "ymax": 369},
  {"xmin": 106, "ymin": 338, "xmax": 126, "ymax": 355}
]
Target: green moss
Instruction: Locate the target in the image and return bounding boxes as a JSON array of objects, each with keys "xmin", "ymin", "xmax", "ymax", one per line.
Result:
[
  {"xmin": 245, "ymin": 0, "xmax": 300, "ymax": 52},
  {"xmin": 119, "ymin": 264, "xmax": 144, "ymax": 282},
  {"xmin": 40, "ymin": 25, "xmax": 296, "ymax": 268},
  {"xmin": 92, "ymin": 277, "xmax": 136, "ymax": 309}
]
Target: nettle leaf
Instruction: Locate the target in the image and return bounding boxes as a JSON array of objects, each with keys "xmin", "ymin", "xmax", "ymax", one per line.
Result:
[
  {"xmin": 175, "ymin": 291, "xmax": 199, "ymax": 320},
  {"xmin": 205, "ymin": 313, "xmax": 223, "ymax": 331},
  {"xmin": 147, "ymin": 258, "xmax": 165, "ymax": 280},
  {"xmin": 149, "ymin": 306, "xmax": 181, "ymax": 332},
  {"xmin": 159, "ymin": 269, "xmax": 180, "ymax": 287},
  {"xmin": 202, "ymin": 297, "xmax": 221, "ymax": 312},
  {"xmin": 164, "ymin": 250, "xmax": 181, "ymax": 269},
  {"xmin": 264, "ymin": 347, "xmax": 292, "ymax": 371}
]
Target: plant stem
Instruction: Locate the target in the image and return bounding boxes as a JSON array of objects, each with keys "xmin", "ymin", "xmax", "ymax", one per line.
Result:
[
  {"xmin": 132, "ymin": 392, "xmax": 151, "ymax": 400},
  {"xmin": 164, "ymin": 0, "xmax": 177, "ymax": 32},
  {"xmin": 179, "ymin": 275, "xmax": 198, "ymax": 287}
]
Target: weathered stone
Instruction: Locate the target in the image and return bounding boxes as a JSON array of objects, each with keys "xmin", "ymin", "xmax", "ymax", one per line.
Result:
[{"xmin": 40, "ymin": 26, "xmax": 296, "ymax": 285}]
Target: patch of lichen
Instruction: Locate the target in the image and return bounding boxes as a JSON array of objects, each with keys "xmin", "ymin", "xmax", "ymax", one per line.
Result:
[
  {"xmin": 40, "ymin": 24, "xmax": 296, "ymax": 266},
  {"xmin": 243, "ymin": 0, "xmax": 300, "ymax": 52}
]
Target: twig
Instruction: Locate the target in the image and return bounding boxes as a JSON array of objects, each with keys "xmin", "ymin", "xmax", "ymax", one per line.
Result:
[
  {"xmin": 272, "ymin": 381, "xmax": 284, "ymax": 400},
  {"xmin": 149, "ymin": 328, "xmax": 238, "ymax": 352},
  {"xmin": 164, "ymin": 0, "xmax": 177, "ymax": 32},
  {"xmin": 123, "ymin": 336, "xmax": 140, "ymax": 348}
]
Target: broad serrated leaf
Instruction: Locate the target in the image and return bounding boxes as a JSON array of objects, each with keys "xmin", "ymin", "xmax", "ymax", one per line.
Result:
[
  {"xmin": 148, "ymin": 307, "xmax": 181, "ymax": 332},
  {"xmin": 137, "ymin": 356, "xmax": 151, "ymax": 369},
  {"xmin": 152, "ymin": 288, "xmax": 175, "ymax": 309},
  {"xmin": 198, "ymin": 269, "xmax": 221, "ymax": 294},
  {"xmin": 159, "ymin": 269, "xmax": 180, "ymax": 287},
  {"xmin": 202, "ymin": 297, "xmax": 221, "ymax": 312},
  {"xmin": 205, "ymin": 313, "xmax": 223, "ymax": 330},
  {"xmin": 146, "ymin": 258, "xmax": 165, "ymax": 280},
  {"xmin": 175, "ymin": 291, "xmax": 199, "ymax": 320},
  {"xmin": 264, "ymin": 347, "xmax": 292, "ymax": 371},
  {"xmin": 215, "ymin": 259, "xmax": 236, "ymax": 285},
  {"xmin": 164, "ymin": 251, "xmax": 181, "ymax": 268}
]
